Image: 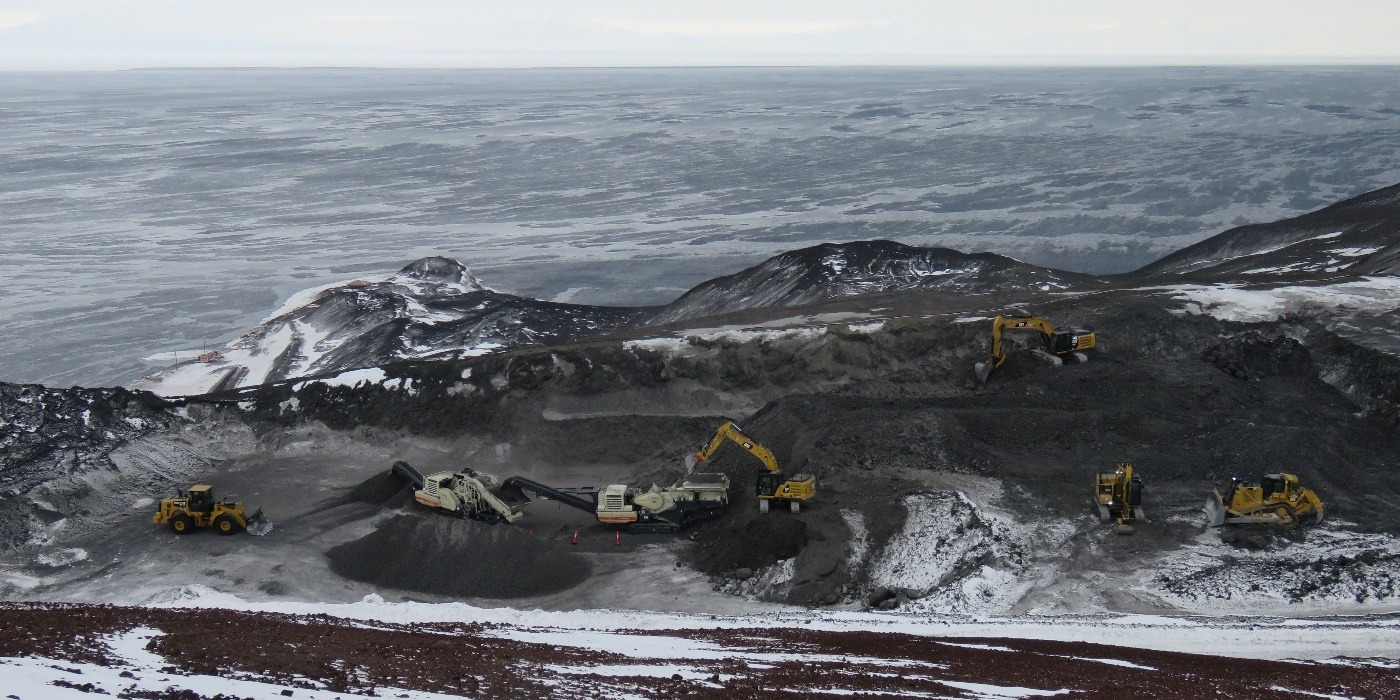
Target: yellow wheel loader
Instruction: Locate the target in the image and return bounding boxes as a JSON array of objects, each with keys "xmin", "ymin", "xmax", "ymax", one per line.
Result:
[
  {"xmin": 1205, "ymin": 473, "xmax": 1324, "ymax": 528},
  {"xmin": 687, "ymin": 421, "xmax": 815, "ymax": 513},
  {"xmin": 1094, "ymin": 463, "xmax": 1144, "ymax": 535},
  {"xmin": 393, "ymin": 461, "xmax": 526, "ymax": 524},
  {"xmin": 152, "ymin": 484, "xmax": 270, "ymax": 536},
  {"xmin": 974, "ymin": 314, "xmax": 1096, "ymax": 384}
]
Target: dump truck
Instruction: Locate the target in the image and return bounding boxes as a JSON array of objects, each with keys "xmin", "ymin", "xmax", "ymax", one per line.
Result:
[
  {"xmin": 152, "ymin": 484, "xmax": 270, "ymax": 535},
  {"xmin": 393, "ymin": 461, "xmax": 526, "ymax": 524},
  {"xmin": 974, "ymin": 314, "xmax": 1096, "ymax": 384},
  {"xmin": 687, "ymin": 421, "xmax": 815, "ymax": 513},
  {"xmin": 1094, "ymin": 463, "xmax": 1144, "ymax": 535},
  {"xmin": 504, "ymin": 473, "xmax": 730, "ymax": 533},
  {"xmin": 1206, "ymin": 472, "xmax": 1324, "ymax": 528}
]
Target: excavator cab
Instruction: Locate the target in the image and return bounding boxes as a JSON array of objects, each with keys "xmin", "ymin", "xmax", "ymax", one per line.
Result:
[
  {"xmin": 756, "ymin": 472, "xmax": 785, "ymax": 498},
  {"xmin": 1048, "ymin": 329, "xmax": 1094, "ymax": 355}
]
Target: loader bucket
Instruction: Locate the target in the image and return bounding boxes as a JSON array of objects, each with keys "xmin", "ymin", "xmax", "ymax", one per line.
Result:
[
  {"xmin": 1204, "ymin": 496, "xmax": 1228, "ymax": 528},
  {"xmin": 246, "ymin": 508, "xmax": 272, "ymax": 536}
]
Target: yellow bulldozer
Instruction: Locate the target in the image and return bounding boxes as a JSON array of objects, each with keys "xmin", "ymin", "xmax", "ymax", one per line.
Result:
[
  {"xmin": 1205, "ymin": 473, "xmax": 1324, "ymax": 528},
  {"xmin": 687, "ymin": 421, "xmax": 815, "ymax": 513},
  {"xmin": 974, "ymin": 314, "xmax": 1096, "ymax": 384},
  {"xmin": 1094, "ymin": 463, "xmax": 1144, "ymax": 535},
  {"xmin": 152, "ymin": 484, "xmax": 270, "ymax": 536}
]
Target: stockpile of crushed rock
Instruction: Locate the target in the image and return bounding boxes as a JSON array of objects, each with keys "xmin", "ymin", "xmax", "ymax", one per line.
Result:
[{"xmin": 326, "ymin": 513, "xmax": 592, "ymax": 598}]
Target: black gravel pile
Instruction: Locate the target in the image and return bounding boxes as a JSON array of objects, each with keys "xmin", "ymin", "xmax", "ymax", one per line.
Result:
[{"xmin": 325, "ymin": 513, "xmax": 592, "ymax": 598}]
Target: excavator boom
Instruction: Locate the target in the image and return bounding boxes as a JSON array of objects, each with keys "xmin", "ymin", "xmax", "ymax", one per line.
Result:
[{"xmin": 689, "ymin": 421, "xmax": 780, "ymax": 472}]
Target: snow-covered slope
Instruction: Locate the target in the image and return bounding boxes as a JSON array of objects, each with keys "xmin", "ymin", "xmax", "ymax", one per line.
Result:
[
  {"xmin": 651, "ymin": 240, "xmax": 1100, "ymax": 324},
  {"xmin": 133, "ymin": 258, "xmax": 643, "ymax": 397},
  {"xmin": 1131, "ymin": 182, "xmax": 1400, "ymax": 280}
]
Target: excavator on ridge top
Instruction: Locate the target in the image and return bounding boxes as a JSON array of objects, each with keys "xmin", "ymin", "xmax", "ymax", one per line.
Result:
[
  {"xmin": 687, "ymin": 421, "xmax": 816, "ymax": 513},
  {"xmin": 974, "ymin": 314, "xmax": 1096, "ymax": 384}
]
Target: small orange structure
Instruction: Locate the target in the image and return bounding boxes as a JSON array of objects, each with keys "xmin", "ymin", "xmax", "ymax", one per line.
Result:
[{"xmin": 197, "ymin": 350, "xmax": 224, "ymax": 363}]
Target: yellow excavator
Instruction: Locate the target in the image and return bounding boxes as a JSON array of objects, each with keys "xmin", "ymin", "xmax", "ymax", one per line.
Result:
[
  {"xmin": 687, "ymin": 421, "xmax": 816, "ymax": 513},
  {"xmin": 1206, "ymin": 473, "xmax": 1324, "ymax": 528},
  {"xmin": 1094, "ymin": 463, "xmax": 1143, "ymax": 535},
  {"xmin": 974, "ymin": 314, "xmax": 1096, "ymax": 384}
]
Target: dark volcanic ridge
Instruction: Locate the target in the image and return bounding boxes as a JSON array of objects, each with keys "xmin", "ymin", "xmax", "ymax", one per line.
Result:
[
  {"xmin": 649, "ymin": 240, "xmax": 1103, "ymax": 324},
  {"xmin": 133, "ymin": 181, "xmax": 1400, "ymax": 397},
  {"xmin": 132, "ymin": 241, "xmax": 1102, "ymax": 396},
  {"xmin": 1134, "ymin": 181, "xmax": 1400, "ymax": 280}
]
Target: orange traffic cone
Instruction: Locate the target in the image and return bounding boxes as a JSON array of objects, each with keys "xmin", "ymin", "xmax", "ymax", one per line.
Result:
[{"xmin": 571, "ymin": 530, "xmax": 579, "ymax": 545}]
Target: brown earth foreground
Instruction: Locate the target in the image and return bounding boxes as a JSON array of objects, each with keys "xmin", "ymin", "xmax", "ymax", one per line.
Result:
[{"xmin": 1, "ymin": 603, "xmax": 1398, "ymax": 699}]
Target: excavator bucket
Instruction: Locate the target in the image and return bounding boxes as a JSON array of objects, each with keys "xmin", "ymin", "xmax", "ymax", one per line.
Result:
[
  {"xmin": 245, "ymin": 508, "xmax": 272, "ymax": 536},
  {"xmin": 973, "ymin": 362, "xmax": 992, "ymax": 384},
  {"xmin": 1204, "ymin": 495, "xmax": 1228, "ymax": 528}
]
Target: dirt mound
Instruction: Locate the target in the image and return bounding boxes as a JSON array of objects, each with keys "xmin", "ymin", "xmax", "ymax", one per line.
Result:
[
  {"xmin": 325, "ymin": 513, "xmax": 591, "ymax": 598},
  {"xmin": 696, "ymin": 515, "xmax": 809, "ymax": 574},
  {"xmin": 1202, "ymin": 330, "xmax": 1314, "ymax": 382},
  {"xmin": 339, "ymin": 468, "xmax": 415, "ymax": 508}
]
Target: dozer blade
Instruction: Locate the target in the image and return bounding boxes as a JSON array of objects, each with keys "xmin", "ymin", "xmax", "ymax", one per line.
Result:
[
  {"xmin": 973, "ymin": 362, "xmax": 992, "ymax": 384},
  {"xmin": 1204, "ymin": 496, "xmax": 1228, "ymax": 528},
  {"xmin": 245, "ymin": 508, "xmax": 272, "ymax": 536}
]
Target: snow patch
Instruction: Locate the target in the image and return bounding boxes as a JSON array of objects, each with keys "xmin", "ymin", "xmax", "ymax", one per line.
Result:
[
  {"xmin": 35, "ymin": 548, "xmax": 88, "ymax": 567},
  {"xmin": 308, "ymin": 367, "xmax": 387, "ymax": 388},
  {"xmin": 1150, "ymin": 527, "xmax": 1400, "ymax": 610},
  {"xmin": 1166, "ymin": 278, "xmax": 1400, "ymax": 323},
  {"xmin": 869, "ymin": 491, "xmax": 1031, "ymax": 614},
  {"xmin": 937, "ymin": 680, "xmax": 1073, "ymax": 698}
]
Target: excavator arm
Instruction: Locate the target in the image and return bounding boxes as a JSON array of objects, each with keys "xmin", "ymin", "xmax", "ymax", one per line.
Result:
[{"xmin": 688, "ymin": 421, "xmax": 780, "ymax": 472}]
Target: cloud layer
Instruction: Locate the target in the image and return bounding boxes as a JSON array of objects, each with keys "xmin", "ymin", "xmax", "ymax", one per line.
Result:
[{"xmin": 1, "ymin": 0, "xmax": 1398, "ymax": 68}]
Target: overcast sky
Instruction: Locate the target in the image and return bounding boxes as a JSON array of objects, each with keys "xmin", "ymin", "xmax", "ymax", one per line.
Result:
[{"xmin": 1, "ymin": 0, "xmax": 1398, "ymax": 69}]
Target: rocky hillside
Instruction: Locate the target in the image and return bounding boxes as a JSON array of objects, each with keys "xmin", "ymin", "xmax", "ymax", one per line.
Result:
[
  {"xmin": 648, "ymin": 240, "xmax": 1101, "ymax": 324},
  {"xmin": 133, "ymin": 257, "xmax": 644, "ymax": 396},
  {"xmin": 132, "ymin": 183, "xmax": 1400, "ymax": 398},
  {"xmin": 132, "ymin": 242, "xmax": 1103, "ymax": 397},
  {"xmin": 1132, "ymin": 182, "xmax": 1400, "ymax": 280}
]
